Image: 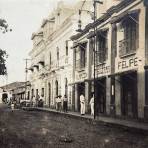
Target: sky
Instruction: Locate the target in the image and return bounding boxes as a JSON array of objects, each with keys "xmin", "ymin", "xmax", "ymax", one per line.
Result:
[{"xmin": 0, "ymin": 0, "xmax": 78, "ymax": 86}]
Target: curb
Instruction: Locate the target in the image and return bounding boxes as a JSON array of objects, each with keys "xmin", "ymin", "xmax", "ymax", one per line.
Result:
[{"xmin": 23, "ymin": 107, "xmax": 148, "ymax": 134}]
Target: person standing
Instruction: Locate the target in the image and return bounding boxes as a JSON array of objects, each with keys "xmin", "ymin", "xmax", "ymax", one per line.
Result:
[
  {"xmin": 89, "ymin": 94, "xmax": 94, "ymax": 116},
  {"xmin": 11, "ymin": 102, "xmax": 15, "ymax": 112},
  {"xmin": 80, "ymin": 94, "xmax": 85, "ymax": 115},
  {"xmin": 59, "ymin": 95, "xmax": 62, "ymax": 112},
  {"xmin": 36, "ymin": 94, "xmax": 40, "ymax": 107},
  {"xmin": 63, "ymin": 95, "xmax": 68, "ymax": 112},
  {"xmin": 32, "ymin": 95, "xmax": 36, "ymax": 107},
  {"xmin": 56, "ymin": 96, "xmax": 62, "ymax": 111}
]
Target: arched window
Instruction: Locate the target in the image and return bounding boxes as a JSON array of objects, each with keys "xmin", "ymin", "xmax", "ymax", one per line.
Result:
[
  {"xmin": 55, "ymin": 80, "xmax": 58, "ymax": 97},
  {"xmin": 57, "ymin": 47, "xmax": 59, "ymax": 61},
  {"xmin": 48, "ymin": 83, "xmax": 51, "ymax": 106},
  {"xmin": 65, "ymin": 78, "xmax": 68, "ymax": 97}
]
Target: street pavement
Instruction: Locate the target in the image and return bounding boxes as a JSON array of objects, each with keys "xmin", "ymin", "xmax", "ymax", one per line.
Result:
[{"xmin": 0, "ymin": 103, "xmax": 148, "ymax": 148}]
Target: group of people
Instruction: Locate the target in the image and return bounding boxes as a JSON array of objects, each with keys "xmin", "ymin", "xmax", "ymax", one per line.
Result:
[
  {"xmin": 56, "ymin": 95, "xmax": 68, "ymax": 112},
  {"xmin": 32, "ymin": 95, "xmax": 44, "ymax": 107},
  {"xmin": 55, "ymin": 93, "xmax": 94, "ymax": 116},
  {"xmin": 80, "ymin": 94, "xmax": 94, "ymax": 116}
]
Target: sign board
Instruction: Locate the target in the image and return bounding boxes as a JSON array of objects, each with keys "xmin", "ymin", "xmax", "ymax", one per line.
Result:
[
  {"xmin": 116, "ymin": 56, "xmax": 142, "ymax": 72},
  {"xmin": 75, "ymin": 71, "xmax": 87, "ymax": 82},
  {"xmin": 92, "ymin": 63, "xmax": 111, "ymax": 78}
]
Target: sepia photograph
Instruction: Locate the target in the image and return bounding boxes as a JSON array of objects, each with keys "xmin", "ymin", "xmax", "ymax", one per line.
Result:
[{"xmin": 0, "ymin": 0, "xmax": 148, "ymax": 147}]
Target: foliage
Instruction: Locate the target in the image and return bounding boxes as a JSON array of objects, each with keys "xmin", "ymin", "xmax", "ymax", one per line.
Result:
[
  {"xmin": 0, "ymin": 19, "xmax": 9, "ymax": 75},
  {"xmin": 0, "ymin": 19, "xmax": 12, "ymax": 33},
  {"xmin": 0, "ymin": 49, "xmax": 8, "ymax": 75}
]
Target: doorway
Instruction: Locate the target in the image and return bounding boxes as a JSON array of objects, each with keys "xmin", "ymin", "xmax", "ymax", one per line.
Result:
[
  {"xmin": 77, "ymin": 82, "xmax": 85, "ymax": 111},
  {"xmin": 48, "ymin": 83, "xmax": 51, "ymax": 107},
  {"xmin": 121, "ymin": 72, "xmax": 138, "ymax": 118},
  {"xmin": 96, "ymin": 78, "xmax": 106, "ymax": 115}
]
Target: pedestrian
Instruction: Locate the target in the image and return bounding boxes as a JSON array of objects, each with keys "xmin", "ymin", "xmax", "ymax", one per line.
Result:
[
  {"xmin": 11, "ymin": 102, "xmax": 15, "ymax": 112},
  {"xmin": 32, "ymin": 95, "xmax": 36, "ymax": 107},
  {"xmin": 89, "ymin": 94, "xmax": 94, "ymax": 116},
  {"xmin": 38, "ymin": 95, "xmax": 44, "ymax": 107},
  {"xmin": 56, "ymin": 96, "xmax": 58, "ymax": 110},
  {"xmin": 36, "ymin": 94, "xmax": 40, "ymax": 107},
  {"xmin": 56, "ymin": 96, "xmax": 62, "ymax": 111},
  {"xmin": 80, "ymin": 94, "xmax": 85, "ymax": 115},
  {"xmin": 58, "ymin": 95, "xmax": 62, "ymax": 112},
  {"xmin": 63, "ymin": 95, "xmax": 68, "ymax": 112}
]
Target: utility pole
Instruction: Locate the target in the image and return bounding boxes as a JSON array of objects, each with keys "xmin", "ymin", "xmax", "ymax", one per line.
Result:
[
  {"xmin": 93, "ymin": 0, "xmax": 103, "ymax": 119},
  {"xmin": 24, "ymin": 58, "xmax": 31, "ymax": 100}
]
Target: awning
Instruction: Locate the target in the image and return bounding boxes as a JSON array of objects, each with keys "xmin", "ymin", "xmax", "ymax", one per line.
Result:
[
  {"xmin": 110, "ymin": 9, "xmax": 140, "ymax": 23},
  {"xmin": 85, "ymin": 76, "xmax": 107, "ymax": 82},
  {"xmin": 28, "ymin": 67, "xmax": 34, "ymax": 71},
  {"xmin": 108, "ymin": 69, "xmax": 137, "ymax": 78},
  {"xmin": 33, "ymin": 65, "xmax": 39, "ymax": 69},
  {"xmin": 87, "ymin": 28, "xmax": 109, "ymax": 39},
  {"xmin": 38, "ymin": 61, "xmax": 45, "ymax": 66}
]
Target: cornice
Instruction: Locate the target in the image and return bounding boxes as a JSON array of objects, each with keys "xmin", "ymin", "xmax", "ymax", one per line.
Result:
[{"xmin": 71, "ymin": 0, "xmax": 136, "ymax": 41}]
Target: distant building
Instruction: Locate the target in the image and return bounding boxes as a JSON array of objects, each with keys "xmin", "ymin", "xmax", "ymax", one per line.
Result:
[{"xmin": 0, "ymin": 81, "xmax": 31, "ymax": 103}]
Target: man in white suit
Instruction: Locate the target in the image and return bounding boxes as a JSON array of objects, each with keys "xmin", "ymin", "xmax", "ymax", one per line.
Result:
[{"xmin": 80, "ymin": 94, "xmax": 85, "ymax": 115}]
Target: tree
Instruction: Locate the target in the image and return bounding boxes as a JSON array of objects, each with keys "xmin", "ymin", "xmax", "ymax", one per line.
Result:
[
  {"xmin": 0, "ymin": 19, "xmax": 12, "ymax": 33},
  {"xmin": 0, "ymin": 19, "xmax": 10, "ymax": 75},
  {"xmin": 0, "ymin": 49, "xmax": 8, "ymax": 75}
]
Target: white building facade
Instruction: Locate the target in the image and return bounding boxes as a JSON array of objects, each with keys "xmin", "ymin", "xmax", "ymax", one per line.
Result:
[{"xmin": 29, "ymin": 1, "xmax": 93, "ymax": 109}]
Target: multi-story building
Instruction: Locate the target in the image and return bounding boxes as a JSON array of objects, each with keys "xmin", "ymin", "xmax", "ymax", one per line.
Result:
[
  {"xmin": 71, "ymin": 0, "xmax": 148, "ymax": 120},
  {"xmin": 29, "ymin": 1, "xmax": 93, "ymax": 109}
]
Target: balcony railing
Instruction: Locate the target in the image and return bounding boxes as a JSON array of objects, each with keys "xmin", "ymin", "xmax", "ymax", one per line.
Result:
[
  {"xmin": 119, "ymin": 39, "xmax": 136, "ymax": 57},
  {"xmin": 95, "ymin": 49, "xmax": 108, "ymax": 64},
  {"xmin": 75, "ymin": 59, "xmax": 86, "ymax": 70}
]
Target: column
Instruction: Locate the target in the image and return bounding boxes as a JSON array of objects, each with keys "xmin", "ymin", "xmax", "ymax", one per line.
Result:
[
  {"xmin": 110, "ymin": 23, "xmax": 117, "ymax": 115},
  {"xmin": 71, "ymin": 85, "xmax": 75, "ymax": 111},
  {"xmin": 75, "ymin": 84, "xmax": 79, "ymax": 112},
  {"xmin": 85, "ymin": 81, "xmax": 91, "ymax": 113},
  {"xmin": 144, "ymin": 67, "xmax": 148, "ymax": 118},
  {"xmin": 144, "ymin": 5, "xmax": 148, "ymax": 119}
]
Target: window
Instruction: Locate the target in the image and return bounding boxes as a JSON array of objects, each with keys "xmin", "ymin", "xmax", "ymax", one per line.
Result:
[
  {"xmin": 27, "ymin": 91, "xmax": 30, "ymax": 100},
  {"xmin": 36, "ymin": 89, "xmax": 38, "ymax": 97},
  {"xmin": 31, "ymin": 89, "xmax": 34, "ymax": 98},
  {"xmin": 41, "ymin": 88, "xmax": 44, "ymax": 97},
  {"xmin": 57, "ymin": 47, "xmax": 59, "ymax": 60},
  {"xmin": 66, "ymin": 40, "xmax": 68, "ymax": 56},
  {"xmin": 65, "ymin": 78, "xmax": 68, "ymax": 96},
  {"xmin": 89, "ymin": 38, "xmax": 94, "ymax": 65},
  {"xmin": 119, "ymin": 13, "xmax": 139, "ymax": 56},
  {"xmin": 49, "ymin": 52, "xmax": 51, "ymax": 69},
  {"xmin": 75, "ymin": 42, "xmax": 87, "ymax": 70},
  {"xmin": 97, "ymin": 30, "xmax": 108, "ymax": 63}
]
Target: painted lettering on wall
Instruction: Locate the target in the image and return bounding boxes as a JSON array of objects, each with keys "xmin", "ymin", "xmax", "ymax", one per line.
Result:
[
  {"xmin": 96, "ymin": 64, "xmax": 110, "ymax": 76},
  {"xmin": 118, "ymin": 57, "xmax": 141, "ymax": 70},
  {"xmin": 75, "ymin": 72, "xmax": 87, "ymax": 81}
]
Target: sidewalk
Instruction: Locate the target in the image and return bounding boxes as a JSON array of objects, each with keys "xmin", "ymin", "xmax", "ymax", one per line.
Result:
[{"xmin": 23, "ymin": 107, "xmax": 148, "ymax": 132}]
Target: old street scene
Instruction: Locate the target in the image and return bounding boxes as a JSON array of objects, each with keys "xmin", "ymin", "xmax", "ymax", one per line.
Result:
[{"xmin": 0, "ymin": 0, "xmax": 148, "ymax": 147}]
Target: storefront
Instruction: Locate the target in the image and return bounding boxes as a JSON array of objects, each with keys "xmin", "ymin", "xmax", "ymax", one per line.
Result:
[{"xmin": 120, "ymin": 71, "xmax": 138, "ymax": 118}]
